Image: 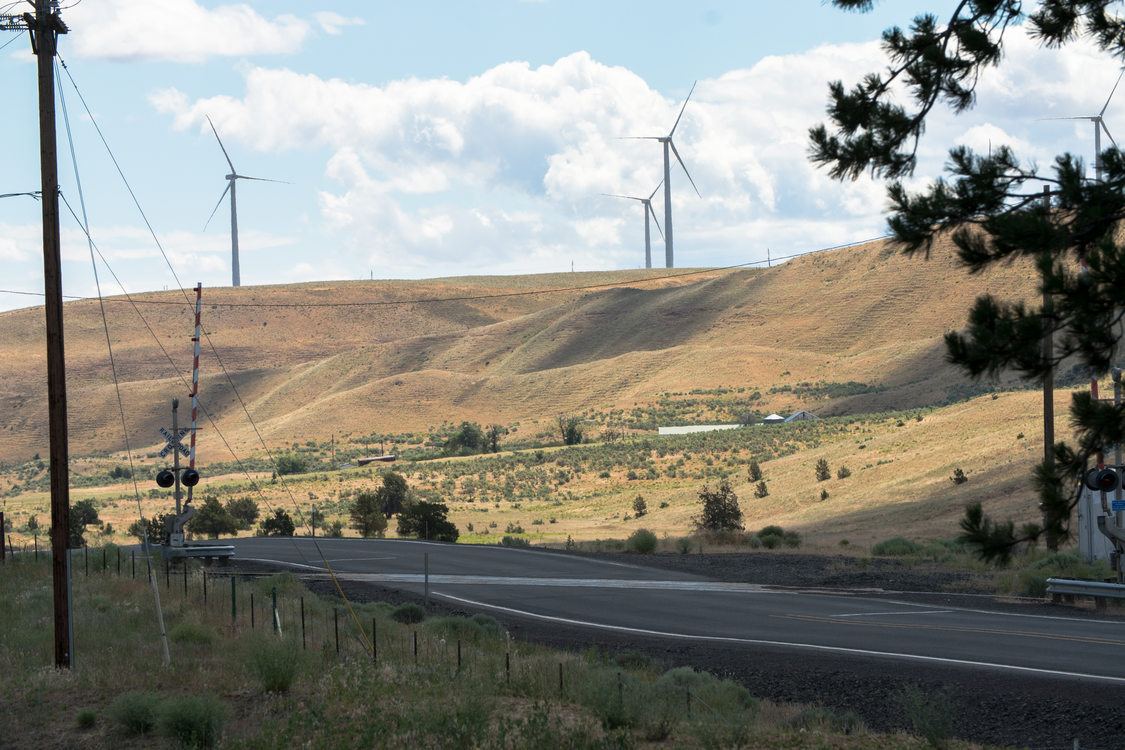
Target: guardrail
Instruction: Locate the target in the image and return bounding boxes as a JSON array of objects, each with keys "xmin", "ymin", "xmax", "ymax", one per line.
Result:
[
  {"xmin": 1046, "ymin": 578, "xmax": 1125, "ymax": 610},
  {"xmin": 162, "ymin": 544, "xmax": 235, "ymax": 563}
]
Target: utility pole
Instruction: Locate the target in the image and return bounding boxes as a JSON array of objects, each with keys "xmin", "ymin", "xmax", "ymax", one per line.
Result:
[
  {"xmin": 1042, "ymin": 186, "xmax": 1057, "ymax": 550},
  {"xmin": 2, "ymin": 1, "xmax": 72, "ymax": 669}
]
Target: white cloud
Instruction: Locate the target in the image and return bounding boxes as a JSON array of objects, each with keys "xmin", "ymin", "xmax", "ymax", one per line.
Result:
[
  {"xmin": 65, "ymin": 0, "xmax": 311, "ymax": 62},
  {"xmin": 141, "ymin": 24, "xmax": 1125, "ymax": 280},
  {"xmin": 314, "ymin": 12, "xmax": 365, "ymax": 36}
]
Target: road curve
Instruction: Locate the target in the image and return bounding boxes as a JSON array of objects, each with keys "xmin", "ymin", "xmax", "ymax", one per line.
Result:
[{"xmin": 228, "ymin": 537, "xmax": 1125, "ymax": 683}]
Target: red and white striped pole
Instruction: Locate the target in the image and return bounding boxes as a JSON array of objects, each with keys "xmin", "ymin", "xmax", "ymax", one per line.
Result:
[{"xmin": 189, "ymin": 283, "xmax": 202, "ymax": 470}]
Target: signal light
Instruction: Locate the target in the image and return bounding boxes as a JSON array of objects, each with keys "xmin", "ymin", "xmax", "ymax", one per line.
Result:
[
  {"xmin": 156, "ymin": 469, "xmax": 175, "ymax": 488},
  {"xmin": 181, "ymin": 469, "xmax": 200, "ymax": 487},
  {"xmin": 1084, "ymin": 468, "xmax": 1120, "ymax": 493}
]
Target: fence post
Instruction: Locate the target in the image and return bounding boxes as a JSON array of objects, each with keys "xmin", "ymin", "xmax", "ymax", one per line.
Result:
[
  {"xmin": 84, "ymin": 543, "xmax": 89, "ymax": 576},
  {"xmin": 457, "ymin": 639, "xmax": 462, "ymax": 671},
  {"xmin": 505, "ymin": 652, "xmax": 510, "ymax": 685},
  {"xmin": 413, "ymin": 631, "xmax": 418, "ymax": 663},
  {"xmin": 131, "ymin": 550, "xmax": 135, "ymax": 579},
  {"xmin": 116, "ymin": 547, "xmax": 121, "ymax": 576},
  {"xmin": 202, "ymin": 571, "xmax": 208, "ymax": 605},
  {"xmin": 559, "ymin": 662, "xmax": 563, "ymax": 695},
  {"xmin": 102, "ymin": 547, "xmax": 106, "ymax": 572},
  {"xmin": 34, "ymin": 534, "xmax": 38, "ymax": 561},
  {"xmin": 231, "ymin": 577, "xmax": 237, "ymax": 624},
  {"xmin": 183, "ymin": 562, "xmax": 188, "ymax": 596},
  {"xmin": 251, "ymin": 592, "xmax": 256, "ymax": 629},
  {"xmin": 372, "ymin": 617, "xmax": 377, "ymax": 664},
  {"xmin": 301, "ymin": 598, "xmax": 306, "ymax": 650},
  {"xmin": 271, "ymin": 587, "xmax": 279, "ymax": 634},
  {"xmin": 334, "ymin": 608, "xmax": 339, "ymax": 654},
  {"xmin": 424, "ymin": 552, "xmax": 430, "ymax": 608}
]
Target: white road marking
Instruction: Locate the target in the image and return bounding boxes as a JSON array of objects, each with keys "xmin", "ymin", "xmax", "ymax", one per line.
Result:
[
  {"xmin": 434, "ymin": 592, "xmax": 1125, "ymax": 684},
  {"xmin": 831, "ymin": 609, "xmax": 952, "ymax": 618}
]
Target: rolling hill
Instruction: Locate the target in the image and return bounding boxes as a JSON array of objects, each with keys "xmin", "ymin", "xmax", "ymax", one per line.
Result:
[{"xmin": 0, "ymin": 235, "xmax": 1041, "ymax": 467}]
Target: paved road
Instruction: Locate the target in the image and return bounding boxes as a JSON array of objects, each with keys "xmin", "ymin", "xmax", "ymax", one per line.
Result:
[{"xmin": 229, "ymin": 537, "xmax": 1125, "ymax": 683}]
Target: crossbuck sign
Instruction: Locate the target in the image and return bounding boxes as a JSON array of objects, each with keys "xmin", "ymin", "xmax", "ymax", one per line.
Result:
[{"xmin": 159, "ymin": 426, "xmax": 190, "ymax": 459}]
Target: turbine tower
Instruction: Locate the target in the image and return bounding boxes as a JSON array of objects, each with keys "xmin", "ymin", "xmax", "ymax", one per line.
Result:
[
  {"xmin": 1047, "ymin": 67, "xmax": 1125, "ymax": 182},
  {"xmin": 602, "ymin": 182, "xmax": 663, "ymax": 268},
  {"xmin": 625, "ymin": 82, "xmax": 700, "ymax": 268},
  {"xmin": 204, "ymin": 116, "xmax": 285, "ymax": 287}
]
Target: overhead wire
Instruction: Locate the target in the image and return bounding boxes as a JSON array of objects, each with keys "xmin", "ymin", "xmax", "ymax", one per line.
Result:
[
  {"xmin": 55, "ymin": 56, "xmax": 374, "ymax": 651},
  {"xmin": 56, "ymin": 57, "xmax": 171, "ymax": 664}
]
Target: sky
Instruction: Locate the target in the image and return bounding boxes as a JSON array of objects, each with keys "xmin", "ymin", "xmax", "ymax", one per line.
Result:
[{"xmin": 1, "ymin": 0, "xmax": 1122, "ymax": 312}]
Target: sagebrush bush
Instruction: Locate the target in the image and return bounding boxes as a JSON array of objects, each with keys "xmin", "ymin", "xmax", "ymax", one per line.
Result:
[
  {"xmin": 872, "ymin": 536, "xmax": 925, "ymax": 556},
  {"xmin": 392, "ymin": 602, "xmax": 426, "ymax": 624},
  {"xmin": 169, "ymin": 620, "xmax": 214, "ymax": 646},
  {"xmin": 500, "ymin": 535, "xmax": 530, "ymax": 547},
  {"xmin": 76, "ymin": 708, "xmax": 97, "ymax": 729},
  {"xmin": 247, "ymin": 635, "xmax": 301, "ymax": 693},
  {"xmin": 626, "ymin": 528, "xmax": 657, "ymax": 554},
  {"xmin": 425, "ymin": 614, "xmax": 506, "ymax": 643},
  {"xmin": 108, "ymin": 690, "xmax": 162, "ymax": 735},
  {"xmin": 157, "ymin": 693, "xmax": 227, "ymax": 749}
]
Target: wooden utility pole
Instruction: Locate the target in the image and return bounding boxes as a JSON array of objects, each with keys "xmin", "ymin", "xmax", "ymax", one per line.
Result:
[{"xmin": 27, "ymin": 0, "xmax": 71, "ymax": 668}]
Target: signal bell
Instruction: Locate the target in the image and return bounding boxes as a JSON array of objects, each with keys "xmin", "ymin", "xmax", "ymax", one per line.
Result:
[
  {"xmin": 1084, "ymin": 468, "xmax": 1121, "ymax": 493},
  {"xmin": 181, "ymin": 469, "xmax": 200, "ymax": 487},
  {"xmin": 155, "ymin": 469, "xmax": 175, "ymax": 488}
]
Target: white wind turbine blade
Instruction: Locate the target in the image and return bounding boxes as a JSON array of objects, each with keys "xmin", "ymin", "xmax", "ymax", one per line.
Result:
[
  {"xmin": 647, "ymin": 179, "xmax": 664, "ymax": 202},
  {"xmin": 669, "ymin": 140, "xmax": 701, "ymax": 197},
  {"xmin": 1102, "ymin": 119, "xmax": 1118, "ymax": 148},
  {"xmin": 1100, "ymin": 68, "xmax": 1125, "ymax": 117},
  {"xmin": 236, "ymin": 175, "xmax": 290, "ymax": 185},
  {"xmin": 668, "ymin": 81, "xmax": 697, "ymax": 138},
  {"xmin": 647, "ymin": 201, "xmax": 664, "ymax": 239},
  {"xmin": 206, "ymin": 115, "xmax": 236, "ymax": 173},
  {"xmin": 203, "ymin": 182, "xmax": 232, "ymax": 231},
  {"xmin": 601, "ymin": 193, "xmax": 645, "ymax": 201}
]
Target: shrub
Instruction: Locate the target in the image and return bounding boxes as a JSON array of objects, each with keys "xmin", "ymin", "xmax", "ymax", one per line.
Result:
[
  {"xmin": 109, "ymin": 690, "xmax": 162, "ymax": 735},
  {"xmin": 754, "ymin": 481, "xmax": 769, "ymax": 498},
  {"xmin": 76, "ymin": 708, "xmax": 97, "ymax": 729},
  {"xmin": 247, "ymin": 636, "xmax": 301, "ymax": 693},
  {"xmin": 500, "ymin": 535, "xmax": 530, "ymax": 547},
  {"xmin": 786, "ymin": 705, "xmax": 865, "ymax": 734},
  {"xmin": 157, "ymin": 693, "xmax": 227, "ymax": 749},
  {"xmin": 872, "ymin": 536, "xmax": 926, "ymax": 556},
  {"xmin": 626, "ymin": 529, "xmax": 658, "ymax": 554},
  {"xmin": 349, "ymin": 490, "xmax": 388, "ymax": 537},
  {"xmin": 169, "ymin": 621, "xmax": 214, "ymax": 646},
  {"xmin": 397, "ymin": 501, "xmax": 458, "ymax": 542},
  {"xmin": 391, "ymin": 602, "xmax": 426, "ymax": 624},
  {"xmin": 898, "ymin": 685, "xmax": 954, "ymax": 748},
  {"xmin": 837, "ymin": 466, "xmax": 852, "ymax": 479},
  {"xmin": 950, "ymin": 467, "xmax": 968, "ymax": 484},
  {"xmin": 820, "ymin": 488, "xmax": 830, "ymax": 501},
  {"xmin": 675, "ymin": 537, "xmax": 692, "ymax": 554},
  {"xmin": 815, "ymin": 458, "xmax": 831, "ymax": 482},
  {"xmin": 783, "ymin": 530, "xmax": 802, "ymax": 548},
  {"xmin": 274, "ymin": 454, "xmax": 308, "ymax": 476},
  {"xmin": 747, "ymin": 460, "xmax": 763, "ymax": 482},
  {"xmin": 257, "ymin": 509, "xmax": 295, "ymax": 536}
]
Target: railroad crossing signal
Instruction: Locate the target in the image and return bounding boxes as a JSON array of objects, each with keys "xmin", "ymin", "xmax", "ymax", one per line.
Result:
[{"xmin": 159, "ymin": 426, "xmax": 190, "ymax": 459}]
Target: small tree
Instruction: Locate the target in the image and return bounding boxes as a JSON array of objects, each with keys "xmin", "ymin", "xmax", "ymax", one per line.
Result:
[
  {"xmin": 485, "ymin": 424, "xmax": 508, "ymax": 453},
  {"xmin": 632, "ymin": 495, "xmax": 647, "ymax": 517},
  {"xmin": 444, "ymin": 421, "xmax": 486, "ymax": 455},
  {"xmin": 951, "ymin": 468, "xmax": 968, "ymax": 485},
  {"xmin": 754, "ymin": 481, "xmax": 769, "ymax": 498},
  {"xmin": 747, "ymin": 460, "xmax": 763, "ymax": 482},
  {"xmin": 69, "ymin": 499, "xmax": 100, "ymax": 548},
  {"xmin": 350, "ymin": 490, "xmax": 389, "ymax": 537},
  {"xmin": 258, "ymin": 509, "xmax": 295, "ymax": 537},
  {"xmin": 815, "ymin": 459, "xmax": 831, "ymax": 482},
  {"xmin": 557, "ymin": 415, "xmax": 584, "ymax": 445},
  {"xmin": 693, "ymin": 479, "xmax": 743, "ymax": 532},
  {"xmin": 190, "ymin": 497, "xmax": 239, "ymax": 539},
  {"xmin": 225, "ymin": 497, "xmax": 260, "ymax": 530},
  {"xmin": 397, "ymin": 501, "xmax": 459, "ymax": 542},
  {"xmin": 128, "ymin": 513, "xmax": 174, "ymax": 545},
  {"xmin": 376, "ymin": 471, "xmax": 411, "ymax": 518},
  {"xmin": 275, "ymin": 454, "xmax": 308, "ymax": 476}
]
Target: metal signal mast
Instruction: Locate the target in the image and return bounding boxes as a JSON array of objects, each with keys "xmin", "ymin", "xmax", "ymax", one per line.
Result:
[{"xmin": 2, "ymin": 1, "xmax": 72, "ymax": 669}]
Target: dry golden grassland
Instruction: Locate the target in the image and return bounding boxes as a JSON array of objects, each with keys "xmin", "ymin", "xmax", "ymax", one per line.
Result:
[{"xmin": 1, "ymin": 387, "xmax": 1065, "ymax": 555}]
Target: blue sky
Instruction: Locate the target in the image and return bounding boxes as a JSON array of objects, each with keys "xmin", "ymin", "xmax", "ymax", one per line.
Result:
[{"xmin": 0, "ymin": 1, "xmax": 1118, "ymax": 311}]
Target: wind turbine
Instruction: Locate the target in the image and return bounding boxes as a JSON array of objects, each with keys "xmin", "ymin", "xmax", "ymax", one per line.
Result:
[
  {"xmin": 204, "ymin": 116, "xmax": 286, "ymax": 287},
  {"xmin": 602, "ymin": 181, "xmax": 664, "ymax": 268},
  {"xmin": 625, "ymin": 82, "xmax": 701, "ymax": 268},
  {"xmin": 1046, "ymin": 68, "xmax": 1125, "ymax": 182}
]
